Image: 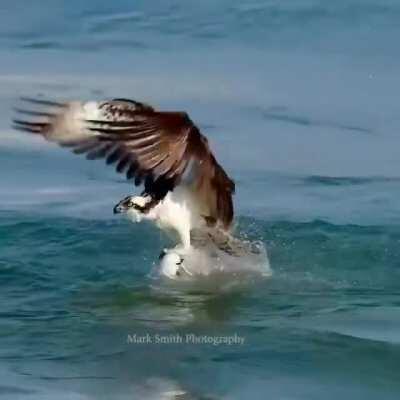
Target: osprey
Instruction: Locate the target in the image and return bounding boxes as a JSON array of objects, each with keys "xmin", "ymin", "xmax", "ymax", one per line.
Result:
[{"xmin": 13, "ymin": 97, "xmax": 235, "ymax": 254}]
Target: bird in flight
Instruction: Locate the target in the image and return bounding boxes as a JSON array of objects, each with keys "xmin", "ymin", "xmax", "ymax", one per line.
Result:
[{"xmin": 13, "ymin": 97, "xmax": 235, "ymax": 256}]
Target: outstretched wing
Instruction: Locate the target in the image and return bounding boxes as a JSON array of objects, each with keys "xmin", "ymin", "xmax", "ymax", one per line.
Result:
[{"xmin": 13, "ymin": 97, "xmax": 235, "ymax": 229}]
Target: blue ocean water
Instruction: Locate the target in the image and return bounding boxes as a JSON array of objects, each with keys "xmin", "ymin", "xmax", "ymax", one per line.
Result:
[{"xmin": 1, "ymin": 1, "xmax": 400, "ymax": 399}]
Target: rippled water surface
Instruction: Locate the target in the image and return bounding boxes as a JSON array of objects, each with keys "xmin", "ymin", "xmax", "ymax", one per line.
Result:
[{"xmin": 1, "ymin": 1, "xmax": 400, "ymax": 399}]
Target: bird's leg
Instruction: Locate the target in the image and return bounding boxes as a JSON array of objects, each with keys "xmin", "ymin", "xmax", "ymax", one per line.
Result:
[
  {"xmin": 173, "ymin": 232, "xmax": 194, "ymax": 276},
  {"xmin": 164, "ymin": 224, "xmax": 191, "ymax": 255},
  {"xmin": 173, "ymin": 224, "xmax": 191, "ymax": 253}
]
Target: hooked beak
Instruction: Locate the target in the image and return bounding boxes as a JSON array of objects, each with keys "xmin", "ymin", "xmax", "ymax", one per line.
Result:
[{"xmin": 113, "ymin": 203, "xmax": 125, "ymax": 214}]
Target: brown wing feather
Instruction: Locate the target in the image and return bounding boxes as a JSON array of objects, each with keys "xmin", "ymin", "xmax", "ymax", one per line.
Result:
[{"xmin": 12, "ymin": 97, "xmax": 235, "ymax": 229}]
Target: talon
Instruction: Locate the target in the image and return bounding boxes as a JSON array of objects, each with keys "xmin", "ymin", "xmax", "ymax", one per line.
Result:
[{"xmin": 179, "ymin": 264, "xmax": 193, "ymax": 276}]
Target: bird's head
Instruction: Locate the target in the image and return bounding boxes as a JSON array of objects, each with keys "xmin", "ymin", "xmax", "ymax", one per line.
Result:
[{"xmin": 113, "ymin": 195, "xmax": 148, "ymax": 222}]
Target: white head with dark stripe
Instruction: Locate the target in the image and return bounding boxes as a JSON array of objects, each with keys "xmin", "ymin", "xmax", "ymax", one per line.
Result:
[{"xmin": 113, "ymin": 195, "xmax": 153, "ymax": 222}]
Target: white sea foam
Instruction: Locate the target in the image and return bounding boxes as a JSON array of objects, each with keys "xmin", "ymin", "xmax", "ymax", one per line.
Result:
[{"xmin": 155, "ymin": 238, "xmax": 271, "ymax": 290}]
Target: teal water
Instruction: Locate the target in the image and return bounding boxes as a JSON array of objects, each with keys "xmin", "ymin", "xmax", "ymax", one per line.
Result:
[{"xmin": 1, "ymin": 1, "xmax": 400, "ymax": 399}]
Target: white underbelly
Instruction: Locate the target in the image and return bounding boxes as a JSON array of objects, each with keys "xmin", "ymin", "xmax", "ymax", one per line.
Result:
[{"xmin": 158, "ymin": 192, "xmax": 192, "ymax": 229}]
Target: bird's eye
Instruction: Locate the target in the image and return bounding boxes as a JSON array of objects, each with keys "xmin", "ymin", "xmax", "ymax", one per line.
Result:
[{"xmin": 127, "ymin": 201, "xmax": 134, "ymax": 207}]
